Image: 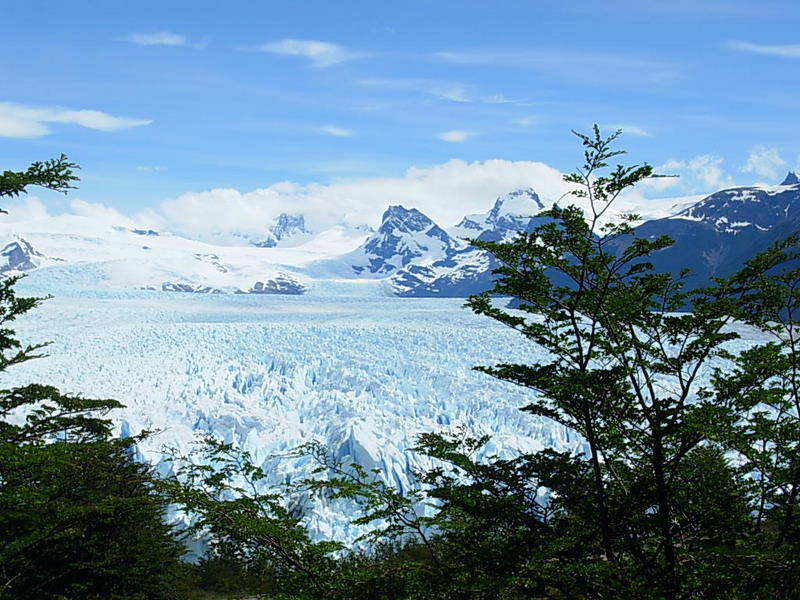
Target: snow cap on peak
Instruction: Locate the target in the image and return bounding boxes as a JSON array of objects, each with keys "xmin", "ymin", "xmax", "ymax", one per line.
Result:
[
  {"xmin": 491, "ymin": 188, "xmax": 544, "ymax": 217},
  {"xmin": 382, "ymin": 205, "xmax": 417, "ymax": 219},
  {"xmin": 380, "ymin": 205, "xmax": 433, "ymax": 231},
  {"xmin": 781, "ymin": 171, "xmax": 800, "ymax": 186}
]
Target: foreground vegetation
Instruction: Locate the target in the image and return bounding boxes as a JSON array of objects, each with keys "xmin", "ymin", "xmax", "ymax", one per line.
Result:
[{"xmin": 2, "ymin": 130, "xmax": 799, "ymax": 599}]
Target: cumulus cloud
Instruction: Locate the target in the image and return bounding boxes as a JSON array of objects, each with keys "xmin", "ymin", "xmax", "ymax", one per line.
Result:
[
  {"xmin": 120, "ymin": 31, "xmax": 206, "ymax": 48},
  {"xmin": 740, "ymin": 145, "xmax": 786, "ymax": 181},
  {"xmin": 321, "ymin": 125, "xmax": 354, "ymax": 137},
  {"xmin": 256, "ymin": 39, "xmax": 359, "ymax": 67},
  {"xmin": 652, "ymin": 155, "xmax": 734, "ymax": 193},
  {"xmin": 1, "ymin": 196, "xmax": 51, "ymax": 222},
  {"xmin": 437, "ymin": 130, "xmax": 475, "ymax": 143},
  {"xmin": 137, "ymin": 158, "xmax": 572, "ymax": 243},
  {"xmin": 728, "ymin": 41, "xmax": 800, "ymax": 58},
  {"xmin": 27, "ymin": 158, "xmax": 736, "ymax": 245},
  {"xmin": 0, "ymin": 102, "xmax": 151, "ymax": 138},
  {"xmin": 70, "ymin": 199, "xmax": 138, "ymax": 228}
]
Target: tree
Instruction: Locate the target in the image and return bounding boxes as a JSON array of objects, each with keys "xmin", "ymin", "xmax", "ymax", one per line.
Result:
[
  {"xmin": 465, "ymin": 126, "xmax": 799, "ymax": 598},
  {"xmin": 168, "ymin": 129, "xmax": 800, "ymax": 599},
  {"xmin": 0, "ymin": 154, "xmax": 79, "ymax": 208},
  {"xmin": 0, "ymin": 158, "xmax": 186, "ymax": 599}
]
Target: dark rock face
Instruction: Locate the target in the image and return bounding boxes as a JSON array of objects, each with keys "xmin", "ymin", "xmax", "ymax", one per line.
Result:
[
  {"xmin": 161, "ymin": 282, "xmax": 223, "ymax": 294},
  {"xmin": 252, "ymin": 214, "xmax": 311, "ymax": 248},
  {"xmin": 389, "ymin": 190, "xmax": 548, "ymax": 297},
  {"xmin": 0, "ymin": 238, "xmax": 44, "ymax": 275},
  {"xmin": 243, "ymin": 274, "xmax": 308, "ymax": 295},
  {"xmin": 350, "ymin": 205, "xmax": 461, "ymax": 276},
  {"xmin": 606, "ymin": 175, "xmax": 800, "ymax": 289}
]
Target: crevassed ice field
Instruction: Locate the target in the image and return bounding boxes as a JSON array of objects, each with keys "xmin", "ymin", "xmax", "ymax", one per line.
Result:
[
  {"xmin": 5, "ymin": 255, "xmax": 771, "ymax": 541},
  {"xmin": 7, "ymin": 271, "xmax": 585, "ymax": 540}
]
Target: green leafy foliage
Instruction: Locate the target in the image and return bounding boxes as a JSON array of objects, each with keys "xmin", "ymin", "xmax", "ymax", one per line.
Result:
[
  {"xmin": 0, "ymin": 159, "xmax": 186, "ymax": 600},
  {"xmin": 0, "ymin": 154, "xmax": 79, "ymax": 207},
  {"xmin": 168, "ymin": 128, "xmax": 800, "ymax": 599}
]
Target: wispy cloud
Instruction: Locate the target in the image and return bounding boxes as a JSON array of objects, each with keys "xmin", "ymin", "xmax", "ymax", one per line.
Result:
[
  {"xmin": 511, "ymin": 116, "xmax": 537, "ymax": 127},
  {"xmin": 741, "ymin": 145, "xmax": 786, "ymax": 180},
  {"xmin": 604, "ymin": 124, "xmax": 651, "ymax": 137},
  {"xmin": 135, "ymin": 165, "xmax": 166, "ymax": 172},
  {"xmin": 358, "ymin": 78, "xmax": 520, "ymax": 104},
  {"xmin": 321, "ymin": 125, "xmax": 355, "ymax": 137},
  {"xmin": 728, "ymin": 40, "xmax": 800, "ymax": 58},
  {"xmin": 434, "ymin": 49, "xmax": 681, "ymax": 85},
  {"xmin": 359, "ymin": 78, "xmax": 470, "ymax": 102},
  {"xmin": 437, "ymin": 130, "xmax": 475, "ymax": 143},
  {"xmin": 120, "ymin": 31, "xmax": 207, "ymax": 48},
  {"xmin": 0, "ymin": 102, "xmax": 151, "ymax": 138},
  {"xmin": 256, "ymin": 39, "xmax": 361, "ymax": 67}
]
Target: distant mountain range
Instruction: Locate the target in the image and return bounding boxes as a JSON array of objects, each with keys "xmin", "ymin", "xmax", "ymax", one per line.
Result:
[
  {"xmin": 2, "ymin": 174, "xmax": 799, "ymax": 297},
  {"xmin": 607, "ymin": 171, "xmax": 800, "ymax": 289}
]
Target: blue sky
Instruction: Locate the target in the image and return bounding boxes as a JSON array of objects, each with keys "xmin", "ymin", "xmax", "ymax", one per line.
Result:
[{"xmin": 2, "ymin": 0, "xmax": 800, "ymax": 235}]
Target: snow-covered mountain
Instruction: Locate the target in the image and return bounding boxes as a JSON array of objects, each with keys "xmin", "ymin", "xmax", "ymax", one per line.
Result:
[
  {"xmin": 449, "ymin": 188, "xmax": 545, "ymax": 242},
  {"xmin": 4, "ymin": 176, "xmax": 796, "ymax": 298},
  {"xmin": 314, "ymin": 205, "xmax": 466, "ymax": 279},
  {"xmin": 389, "ymin": 189, "xmax": 550, "ymax": 296},
  {"xmin": 0, "ymin": 236, "xmax": 62, "ymax": 277},
  {"xmin": 607, "ymin": 172, "xmax": 800, "ymax": 288},
  {"xmin": 0, "ymin": 187, "xmax": 559, "ymax": 297},
  {"xmin": 251, "ymin": 213, "xmax": 312, "ymax": 248},
  {"xmin": 0, "ymin": 215, "xmax": 345, "ymax": 296}
]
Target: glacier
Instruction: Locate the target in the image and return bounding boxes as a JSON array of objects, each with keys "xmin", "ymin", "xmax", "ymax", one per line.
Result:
[
  {"xmin": 4, "ymin": 273, "xmax": 582, "ymax": 541},
  {"xmin": 0, "ymin": 179, "xmax": 786, "ymax": 542}
]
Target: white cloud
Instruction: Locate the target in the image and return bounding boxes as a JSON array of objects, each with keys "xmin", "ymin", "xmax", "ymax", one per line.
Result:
[
  {"xmin": 69, "ymin": 199, "xmax": 138, "ymax": 228},
  {"xmin": 120, "ymin": 31, "xmax": 206, "ymax": 48},
  {"xmin": 256, "ymin": 39, "xmax": 358, "ymax": 67},
  {"xmin": 511, "ymin": 116, "xmax": 537, "ymax": 127},
  {"xmin": 438, "ymin": 130, "xmax": 475, "ymax": 143},
  {"xmin": 1, "ymin": 196, "xmax": 51, "ymax": 222},
  {"xmin": 434, "ymin": 49, "xmax": 681, "ymax": 85},
  {"xmin": 740, "ymin": 145, "xmax": 786, "ymax": 181},
  {"xmin": 358, "ymin": 78, "xmax": 518, "ymax": 104},
  {"xmin": 135, "ymin": 165, "xmax": 166, "ymax": 172},
  {"xmin": 321, "ymin": 125, "xmax": 354, "ymax": 137},
  {"xmin": 728, "ymin": 40, "xmax": 800, "ymax": 58},
  {"xmin": 604, "ymin": 124, "xmax": 651, "ymax": 137},
  {"xmin": 24, "ymin": 157, "xmax": 725, "ymax": 243},
  {"xmin": 141, "ymin": 158, "xmax": 572, "ymax": 242},
  {"xmin": 0, "ymin": 103, "xmax": 151, "ymax": 138},
  {"xmin": 652, "ymin": 155, "xmax": 734, "ymax": 193}
]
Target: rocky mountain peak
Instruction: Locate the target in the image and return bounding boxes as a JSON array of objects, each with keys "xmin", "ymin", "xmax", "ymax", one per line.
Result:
[
  {"xmin": 781, "ymin": 171, "xmax": 800, "ymax": 186},
  {"xmin": 379, "ymin": 206, "xmax": 433, "ymax": 233}
]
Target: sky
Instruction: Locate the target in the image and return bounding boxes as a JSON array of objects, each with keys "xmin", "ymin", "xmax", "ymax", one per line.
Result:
[{"xmin": 2, "ymin": 0, "xmax": 800, "ymax": 240}]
